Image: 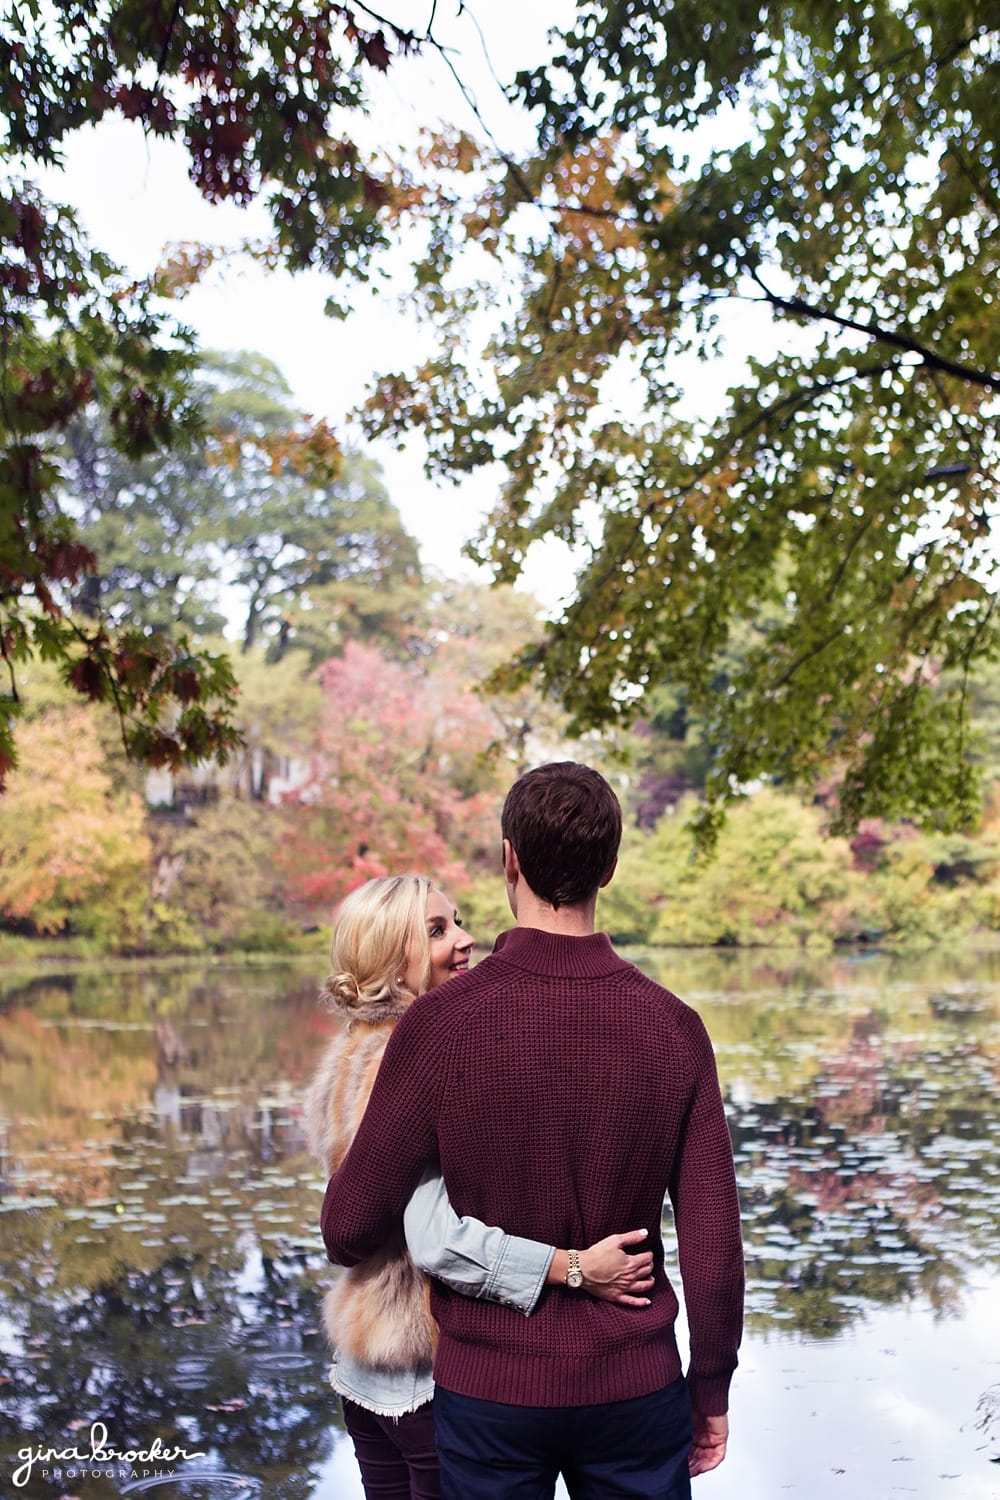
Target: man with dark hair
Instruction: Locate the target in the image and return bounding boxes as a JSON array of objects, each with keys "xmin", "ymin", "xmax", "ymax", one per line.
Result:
[
  {"xmin": 500, "ymin": 760, "xmax": 622, "ymax": 908},
  {"xmin": 322, "ymin": 761, "xmax": 744, "ymax": 1499}
]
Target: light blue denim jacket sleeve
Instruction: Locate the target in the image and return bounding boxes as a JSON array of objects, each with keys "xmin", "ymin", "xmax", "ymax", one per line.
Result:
[{"xmin": 403, "ymin": 1164, "xmax": 555, "ymax": 1315}]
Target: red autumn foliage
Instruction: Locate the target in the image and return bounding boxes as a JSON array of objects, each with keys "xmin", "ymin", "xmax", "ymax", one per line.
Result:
[
  {"xmin": 359, "ymin": 31, "xmax": 392, "ymax": 71},
  {"xmin": 280, "ymin": 641, "xmax": 505, "ymax": 912},
  {"xmin": 67, "ymin": 656, "xmax": 108, "ymax": 702}
]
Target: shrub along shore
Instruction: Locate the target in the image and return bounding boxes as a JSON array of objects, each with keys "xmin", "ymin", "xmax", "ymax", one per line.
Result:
[{"xmin": 5, "ymin": 785, "xmax": 998, "ymax": 962}]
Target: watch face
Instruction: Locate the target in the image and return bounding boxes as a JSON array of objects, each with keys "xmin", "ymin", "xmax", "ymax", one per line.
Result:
[{"xmin": 567, "ymin": 1270, "xmax": 584, "ymax": 1288}]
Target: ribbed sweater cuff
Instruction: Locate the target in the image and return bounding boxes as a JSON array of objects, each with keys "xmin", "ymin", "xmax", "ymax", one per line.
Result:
[{"xmin": 687, "ymin": 1368, "xmax": 736, "ymax": 1416}]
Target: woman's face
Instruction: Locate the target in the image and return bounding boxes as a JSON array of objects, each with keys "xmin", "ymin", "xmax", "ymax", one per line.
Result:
[{"xmin": 403, "ymin": 888, "xmax": 474, "ymax": 994}]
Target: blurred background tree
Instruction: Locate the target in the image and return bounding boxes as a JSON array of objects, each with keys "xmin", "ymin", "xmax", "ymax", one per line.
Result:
[
  {"xmin": 0, "ymin": 0, "xmax": 428, "ymax": 781},
  {"xmin": 0, "ymin": 703, "xmax": 151, "ymax": 945}
]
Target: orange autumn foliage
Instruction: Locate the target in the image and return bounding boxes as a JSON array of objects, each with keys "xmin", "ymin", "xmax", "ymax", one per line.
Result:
[{"xmin": 0, "ymin": 706, "xmax": 151, "ymax": 936}]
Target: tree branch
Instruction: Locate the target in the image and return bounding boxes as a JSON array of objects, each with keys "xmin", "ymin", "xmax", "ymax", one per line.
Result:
[
  {"xmin": 821, "ymin": 503, "xmax": 877, "ymax": 603},
  {"xmin": 749, "ymin": 269, "xmax": 1000, "ymax": 392},
  {"xmin": 941, "ymin": 137, "xmax": 1000, "ymax": 220},
  {"xmin": 430, "ymin": 42, "xmax": 538, "ymax": 205},
  {"xmin": 762, "ymin": 541, "xmax": 969, "ymax": 702},
  {"xmin": 0, "ymin": 616, "xmax": 20, "ymax": 703},
  {"xmin": 458, "ymin": 0, "xmax": 510, "ymax": 100},
  {"xmin": 65, "ymin": 617, "xmax": 133, "ymax": 760},
  {"xmin": 348, "ymin": 0, "xmax": 418, "ymax": 45},
  {"xmin": 857, "ymin": 27, "xmax": 991, "ymax": 88},
  {"xmin": 156, "ymin": 0, "xmax": 185, "ymax": 78},
  {"xmin": 764, "ymin": 620, "xmax": 852, "ymax": 694}
]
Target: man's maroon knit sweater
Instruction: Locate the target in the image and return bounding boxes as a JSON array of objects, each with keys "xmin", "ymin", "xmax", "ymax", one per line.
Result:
[{"xmin": 321, "ymin": 926, "xmax": 744, "ymax": 1414}]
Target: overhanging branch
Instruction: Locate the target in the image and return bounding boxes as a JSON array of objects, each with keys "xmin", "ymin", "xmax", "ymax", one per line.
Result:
[{"xmin": 750, "ymin": 270, "xmax": 1000, "ymax": 392}]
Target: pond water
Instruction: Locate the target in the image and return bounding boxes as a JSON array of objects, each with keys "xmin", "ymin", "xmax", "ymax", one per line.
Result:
[{"xmin": 0, "ymin": 947, "xmax": 999, "ymax": 1500}]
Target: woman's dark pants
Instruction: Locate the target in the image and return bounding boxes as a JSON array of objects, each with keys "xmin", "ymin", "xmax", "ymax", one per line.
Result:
[{"xmin": 342, "ymin": 1396, "xmax": 442, "ymax": 1500}]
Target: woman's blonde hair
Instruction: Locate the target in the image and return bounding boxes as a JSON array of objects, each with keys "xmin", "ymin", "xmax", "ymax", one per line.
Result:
[{"xmin": 320, "ymin": 875, "xmax": 433, "ymax": 1019}]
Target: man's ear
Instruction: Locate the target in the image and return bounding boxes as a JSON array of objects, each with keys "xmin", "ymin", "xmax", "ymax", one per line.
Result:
[
  {"xmin": 502, "ymin": 838, "xmax": 520, "ymax": 884},
  {"xmin": 599, "ymin": 857, "xmax": 618, "ymax": 890}
]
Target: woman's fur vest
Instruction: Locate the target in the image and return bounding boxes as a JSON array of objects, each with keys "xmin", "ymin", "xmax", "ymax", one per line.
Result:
[{"xmin": 304, "ymin": 988, "xmax": 436, "ymax": 1373}]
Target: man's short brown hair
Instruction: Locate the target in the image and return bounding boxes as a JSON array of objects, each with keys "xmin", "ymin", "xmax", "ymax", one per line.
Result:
[{"xmin": 501, "ymin": 762, "xmax": 622, "ymax": 909}]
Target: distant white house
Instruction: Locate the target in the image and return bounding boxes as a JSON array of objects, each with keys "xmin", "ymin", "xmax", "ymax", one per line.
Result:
[{"xmin": 145, "ymin": 748, "xmax": 310, "ymax": 811}]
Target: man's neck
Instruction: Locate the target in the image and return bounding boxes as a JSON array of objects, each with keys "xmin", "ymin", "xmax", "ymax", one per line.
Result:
[{"xmin": 514, "ymin": 891, "xmax": 598, "ymax": 937}]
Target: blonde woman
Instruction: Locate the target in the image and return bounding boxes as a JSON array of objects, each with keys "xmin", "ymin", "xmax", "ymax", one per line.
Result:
[{"xmin": 306, "ymin": 875, "xmax": 654, "ymax": 1500}]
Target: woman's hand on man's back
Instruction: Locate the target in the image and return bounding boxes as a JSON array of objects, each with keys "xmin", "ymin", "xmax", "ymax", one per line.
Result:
[{"xmin": 579, "ymin": 1228, "xmax": 655, "ymax": 1306}]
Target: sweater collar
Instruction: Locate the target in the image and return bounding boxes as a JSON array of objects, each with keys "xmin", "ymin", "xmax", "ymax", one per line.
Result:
[{"xmin": 491, "ymin": 925, "xmax": 627, "ymax": 978}]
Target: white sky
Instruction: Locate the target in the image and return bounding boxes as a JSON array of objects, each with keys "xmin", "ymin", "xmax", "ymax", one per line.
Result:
[{"xmin": 44, "ymin": 1, "xmax": 773, "ymax": 615}]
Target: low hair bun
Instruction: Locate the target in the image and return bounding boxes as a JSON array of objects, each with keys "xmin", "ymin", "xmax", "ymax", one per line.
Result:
[
  {"xmin": 320, "ymin": 971, "xmax": 365, "ymax": 1014},
  {"xmin": 320, "ymin": 969, "xmax": 406, "ymax": 1021}
]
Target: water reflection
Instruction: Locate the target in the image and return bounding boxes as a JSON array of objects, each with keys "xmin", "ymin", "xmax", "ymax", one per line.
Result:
[
  {"xmin": 1, "ymin": 951, "xmax": 999, "ymax": 1497},
  {"xmin": 644, "ymin": 952, "xmax": 1000, "ymax": 1340}
]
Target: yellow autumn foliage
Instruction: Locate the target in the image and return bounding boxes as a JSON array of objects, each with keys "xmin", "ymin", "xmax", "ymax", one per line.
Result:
[{"xmin": 0, "ymin": 706, "xmax": 151, "ymax": 940}]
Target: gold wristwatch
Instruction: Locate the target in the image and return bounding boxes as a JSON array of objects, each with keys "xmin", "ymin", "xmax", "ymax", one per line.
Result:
[{"xmin": 566, "ymin": 1249, "xmax": 584, "ymax": 1289}]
